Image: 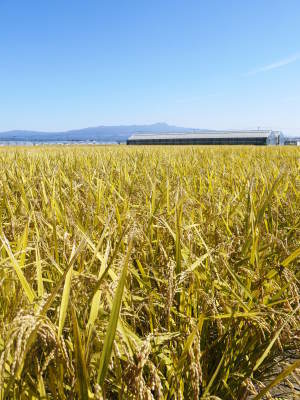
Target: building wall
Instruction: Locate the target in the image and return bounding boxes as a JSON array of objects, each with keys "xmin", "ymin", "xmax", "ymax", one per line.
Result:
[{"xmin": 127, "ymin": 137, "xmax": 268, "ymax": 145}]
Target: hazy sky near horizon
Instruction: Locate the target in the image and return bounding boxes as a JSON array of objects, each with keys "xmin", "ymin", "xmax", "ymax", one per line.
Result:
[{"xmin": 0, "ymin": 0, "xmax": 300, "ymax": 135}]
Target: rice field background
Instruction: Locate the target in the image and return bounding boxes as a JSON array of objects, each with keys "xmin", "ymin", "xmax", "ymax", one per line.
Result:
[{"xmin": 0, "ymin": 145, "xmax": 299, "ymax": 399}]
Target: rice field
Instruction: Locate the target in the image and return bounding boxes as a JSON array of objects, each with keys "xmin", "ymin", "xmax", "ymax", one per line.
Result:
[{"xmin": 0, "ymin": 145, "xmax": 299, "ymax": 399}]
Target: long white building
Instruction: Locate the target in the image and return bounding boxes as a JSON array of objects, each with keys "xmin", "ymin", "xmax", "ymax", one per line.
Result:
[{"xmin": 127, "ymin": 130, "xmax": 285, "ymax": 145}]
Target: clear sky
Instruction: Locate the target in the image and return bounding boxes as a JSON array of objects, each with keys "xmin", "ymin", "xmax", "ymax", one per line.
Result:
[{"xmin": 0, "ymin": 0, "xmax": 300, "ymax": 135}]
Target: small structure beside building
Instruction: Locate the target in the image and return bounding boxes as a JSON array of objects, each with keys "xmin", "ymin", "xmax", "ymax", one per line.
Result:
[
  {"xmin": 127, "ymin": 130, "xmax": 285, "ymax": 146},
  {"xmin": 284, "ymin": 138, "xmax": 300, "ymax": 146}
]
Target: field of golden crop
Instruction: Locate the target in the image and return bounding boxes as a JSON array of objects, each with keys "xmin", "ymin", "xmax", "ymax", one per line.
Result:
[{"xmin": 0, "ymin": 145, "xmax": 299, "ymax": 399}]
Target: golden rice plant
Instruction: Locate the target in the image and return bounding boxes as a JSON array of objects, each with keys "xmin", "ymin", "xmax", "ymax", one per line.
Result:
[{"xmin": 0, "ymin": 145, "xmax": 299, "ymax": 399}]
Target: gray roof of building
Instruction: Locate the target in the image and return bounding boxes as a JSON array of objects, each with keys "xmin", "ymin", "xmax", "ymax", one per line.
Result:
[{"xmin": 128, "ymin": 130, "xmax": 274, "ymax": 141}]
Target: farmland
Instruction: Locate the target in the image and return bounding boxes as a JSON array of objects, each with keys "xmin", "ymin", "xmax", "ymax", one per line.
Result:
[{"xmin": 0, "ymin": 145, "xmax": 299, "ymax": 399}]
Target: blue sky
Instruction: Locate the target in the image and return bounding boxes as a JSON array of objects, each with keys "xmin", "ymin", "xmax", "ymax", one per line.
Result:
[{"xmin": 0, "ymin": 0, "xmax": 300, "ymax": 135}]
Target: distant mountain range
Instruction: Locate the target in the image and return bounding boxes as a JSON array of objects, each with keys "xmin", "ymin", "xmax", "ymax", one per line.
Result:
[
  {"xmin": 0, "ymin": 123, "xmax": 211, "ymax": 143},
  {"xmin": 0, "ymin": 123, "xmax": 296, "ymax": 144}
]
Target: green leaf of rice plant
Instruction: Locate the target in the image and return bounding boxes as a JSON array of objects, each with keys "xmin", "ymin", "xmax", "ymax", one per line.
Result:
[
  {"xmin": 281, "ymin": 247, "xmax": 300, "ymax": 267},
  {"xmin": 97, "ymin": 238, "xmax": 133, "ymax": 387},
  {"xmin": 1, "ymin": 234, "xmax": 36, "ymax": 303},
  {"xmin": 253, "ymin": 359, "xmax": 300, "ymax": 400},
  {"xmin": 253, "ymin": 305, "xmax": 299, "ymax": 372},
  {"xmin": 202, "ymin": 352, "xmax": 225, "ymax": 397},
  {"xmin": 36, "ymin": 245, "xmax": 44, "ymax": 298},
  {"xmin": 87, "ymin": 241, "xmax": 110, "ymax": 348},
  {"xmin": 71, "ymin": 303, "xmax": 90, "ymax": 400},
  {"xmin": 58, "ymin": 265, "xmax": 73, "ymax": 338}
]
